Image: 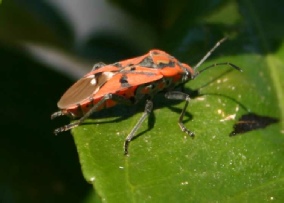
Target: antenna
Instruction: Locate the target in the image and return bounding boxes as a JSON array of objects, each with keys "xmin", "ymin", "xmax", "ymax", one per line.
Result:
[{"xmin": 192, "ymin": 37, "xmax": 242, "ymax": 78}]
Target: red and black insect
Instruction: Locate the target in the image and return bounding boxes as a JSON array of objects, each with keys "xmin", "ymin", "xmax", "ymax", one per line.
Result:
[{"xmin": 51, "ymin": 37, "xmax": 242, "ymax": 155}]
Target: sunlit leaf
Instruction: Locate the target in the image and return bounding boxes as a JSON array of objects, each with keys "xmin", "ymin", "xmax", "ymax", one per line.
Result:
[{"xmin": 72, "ymin": 0, "xmax": 284, "ymax": 202}]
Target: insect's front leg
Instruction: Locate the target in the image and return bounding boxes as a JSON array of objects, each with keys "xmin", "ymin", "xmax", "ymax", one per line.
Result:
[
  {"xmin": 53, "ymin": 94, "xmax": 133, "ymax": 135},
  {"xmin": 124, "ymin": 100, "xmax": 153, "ymax": 155},
  {"xmin": 165, "ymin": 91, "xmax": 194, "ymax": 137}
]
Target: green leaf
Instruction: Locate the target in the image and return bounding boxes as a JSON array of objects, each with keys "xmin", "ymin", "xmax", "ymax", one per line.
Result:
[
  {"xmin": 73, "ymin": 52, "xmax": 283, "ymax": 202},
  {"xmin": 69, "ymin": 0, "xmax": 284, "ymax": 202}
]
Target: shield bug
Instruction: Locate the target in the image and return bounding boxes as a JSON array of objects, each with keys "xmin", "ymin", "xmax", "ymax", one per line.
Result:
[{"xmin": 51, "ymin": 37, "xmax": 242, "ymax": 155}]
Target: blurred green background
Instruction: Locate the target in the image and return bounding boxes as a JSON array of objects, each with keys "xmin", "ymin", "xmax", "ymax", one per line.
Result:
[{"xmin": 0, "ymin": 0, "xmax": 283, "ymax": 202}]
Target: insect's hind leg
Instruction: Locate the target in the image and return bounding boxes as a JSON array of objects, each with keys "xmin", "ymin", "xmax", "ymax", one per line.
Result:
[
  {"xmin": 53, "ymin": 94, "xmax": 133, "ymax": 135},
  {"xmin": 51, "ymin": 111, "xmax": 64, "ymax": 119},
  {"xmin": 124, "ymin": 100, "xmax": 153, "ymax": 155},
  {"xmin": 165, "ymin": 91, "xmax": 194, "ymax": 137},
  {"xmin": 92, "ymin": 62, "xmax": 106, "ymax": 71}
]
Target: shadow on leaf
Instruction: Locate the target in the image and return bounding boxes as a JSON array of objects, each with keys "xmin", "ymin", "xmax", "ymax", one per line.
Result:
[{"xmin": 230, "ymin": 113, "xmax": 279, "ymax": 136}]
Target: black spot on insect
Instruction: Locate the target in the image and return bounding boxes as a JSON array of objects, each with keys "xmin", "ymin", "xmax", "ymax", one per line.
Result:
[
  {"xmin": 139, "ymin": 56, "xmax": 154, "ymax": 67},
  {"xmin": 92, "ymin": 62, "xmax": 106, "ymax": 71},
  {"xmin": 120, "ymin": 75, "xmax": 128, "ymax": 83},
  {"xmin": 157, "ymin": 60, "xmax": 176, "ymax": 69},
  {"xmin": 130, "ymin": 67, "xmax": 136, "ymax": 71},
  {"xmin": 120, "ymin": 75, "xmax": 130, "ymax": 87},
  {"xmin": 113, "ymin": 62, "xmax": 122, "ymax": 68}
]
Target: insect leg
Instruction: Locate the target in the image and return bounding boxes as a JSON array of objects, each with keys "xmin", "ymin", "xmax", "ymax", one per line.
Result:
[
  {"xmin": 92, "ymin": 62, "xmax": 106, "ymax": 71},
  {"xmin": 165, "ymin": 91, "xmax": 194, "ymax": 137},
  {"xmin": 51, "ymin": 111, "xmax": 64, "ymax": 119},
  {"xmin": 124, "ymin": 100, "xmax": 153, "ymax": 155},
  {"xmin": 53, "ymin": 94, "xmax": 133, "ymax": 135}
]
